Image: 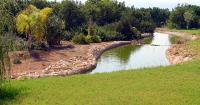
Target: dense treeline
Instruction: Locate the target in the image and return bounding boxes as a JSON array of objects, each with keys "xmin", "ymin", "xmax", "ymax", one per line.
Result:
[
  {"xmin": 0, "ymin": 0, "xmax": 170, "ymax": 47},
  {"xmin": 168, "ymin": 4, "xmax": 200, "ymax": 29}
]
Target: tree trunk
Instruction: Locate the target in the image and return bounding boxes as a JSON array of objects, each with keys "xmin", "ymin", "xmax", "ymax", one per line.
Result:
[
  {"xmin": 187, "ymin": 21, "xmax": 189, "ymax": 29},
  {"xmin": 28, "ymin": 30, "xmax": 32, "ymax": 50}
]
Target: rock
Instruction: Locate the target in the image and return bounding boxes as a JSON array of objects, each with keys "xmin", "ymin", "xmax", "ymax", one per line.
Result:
[
  {"xmin": 167, "ymin": 44, "xmax": 194, "ymax": 65},
  {"xmin": 12, "ymin": 41, "xmax": 131, "ymax": 79}
]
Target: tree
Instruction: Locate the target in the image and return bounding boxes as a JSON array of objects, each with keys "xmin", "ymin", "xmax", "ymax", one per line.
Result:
[
  {"xmin": 46, "ymin": 15, "xmax": 65, "ymax": 46},
  {"xmin": 0, "ymin": 0, "xmax": 16, "ymax": 91},
  {"xmin": 168, "ymin": 4, "xmax": 200, "ymax": 29},
  {"xmin": 83, "ymin": 0, "xmax": 126, "ymax": 25},
  {"xmin": 59, "ymin": 0, "xmax": 85, "ymax": 31},
  {"xmin": 184, "ymin": 11, "xmax": 194, "ymax": 29},
  {"xmin": 16, "ymin": 5, "xmax": 52, "ymax": 49},
  {"xmin": 88, "ymin": 16, "xmax": 95, "ymax": 36},
  {"xmin": 150, "ymin": 7, "xmax": 170, "ymax": 27}
]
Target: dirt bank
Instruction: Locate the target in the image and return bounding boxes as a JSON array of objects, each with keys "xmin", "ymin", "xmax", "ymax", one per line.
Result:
[
  {"xmin": 166, "ymin": 44, "xmax": 194, "ymax": 64},
  {"xmin": 156, "ymin": 28, "xmax": 198, "ymax": 40},
  {"xmin": 157, "ymin": 28, "xmax": 197, "ymax": 64},
  {"xmin": 11, "ymin": 41, "xmax": 132, "ymax": 79}
]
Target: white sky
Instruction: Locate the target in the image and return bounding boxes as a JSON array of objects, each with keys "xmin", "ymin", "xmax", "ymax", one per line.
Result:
[{"xmin": 51, "ymin": 0, "xmax": 200, "ymax": 10}]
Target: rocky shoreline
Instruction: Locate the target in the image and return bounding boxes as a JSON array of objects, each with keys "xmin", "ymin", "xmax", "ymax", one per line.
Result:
[
  {"xmin": 14, "ymin": 41, "xmax": 132, "ymax": 79},
  {"xmin": 166, "ymin": 44, "xmax": 194, "ymax": 64},
  {"xmin": 157, "ymin": 28, "xmax": 197, "ymax": 65},
  {"xmin": 12, "ymin": 29, "xmax": 196, "ymax": 79}
]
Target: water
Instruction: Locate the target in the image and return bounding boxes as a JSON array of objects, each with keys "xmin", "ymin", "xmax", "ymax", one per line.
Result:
[{"xmin": 91, "ymin": 33, "xmax": 171, "ymax": 73}]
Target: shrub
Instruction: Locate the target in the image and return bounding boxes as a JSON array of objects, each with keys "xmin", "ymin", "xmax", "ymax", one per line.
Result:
[
  {"xmin": 116, "ymin": 20, "xmax": 142, "ymax": 40},
  {"xmin": 91, "ymin": 35, "xmax": 101, "ymax": 43},
  {"xmin": 63, "ymin": 31, "xmax": 73, "ymax": 41},
  {"xmin": 132, "ymin": 27, "xmax": 141, "ymax": 39},
  {"xmin": 85, "ymin": 35, "xmax": 93, "ymax": 43},
  {"xmin": 46, "ymin": 15, "xmax": 65, "ymax": 46},
  {"xmin": 170, "ymin": 36, "xmax": 187, "ymax": 44},
  {"xmin": 96, "ymin": 26, "xmax": 124, "ymax": 41},
  {"xmin": 0, "ymin": 35, "xmax": 28, "ymax": 51},
  {"xmin": 31, "ymin": 41, "xmax": 50, "ymax": 51},
  {"xmin": 13, "ymin": 57, "xmax": 21, "ymax": 64},
  {"xmin": 139, "ymin": 21, "xmax": 156, "ymax": 33},
  {"xmin": 72, "ymin": 34, "xmax": 89, "ymax": 44}
]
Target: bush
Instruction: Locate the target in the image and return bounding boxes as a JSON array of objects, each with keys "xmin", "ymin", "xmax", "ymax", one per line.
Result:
[
  {"xmin": 96, "ymin": 26, "xmax": 124, "ymax": 41},
  {"xmin": 46, "ymin": 15, "xmax": 65, "ymax": 46},
  {"xmin": 85, "ymin": 35, "xmax": 93, "ymax": 43},
  {"xmin": 132, "ymin": 27, "xmax": 141, "ymax": 39},
  {"xmin": 31, "ymin": 41, "xmax": 50, "ymax": 51},
  {"xmin": 13, "ymin": 57, "xmax": 21, "ymax": 64},
  {"xmin": 91, "ymin": 35, "xmax": 101, "ymax": 43},
  {"xmin": 139, "ymin": 21, "xmax": 156, "ymax": 33},
  {"xmin": 170, "ymin": 36, "xmax": 187, "ymax": 44},
  {"xmin": 13, "ymin": 37, "xmax": 28, "ymax": 51},
  {"xmin": 63, "ymin": 31, "xmax": 73, "ymax": 41},
  {"xmin": 72, "ymin": 34, "xmax": 89, "ymax": 44}
]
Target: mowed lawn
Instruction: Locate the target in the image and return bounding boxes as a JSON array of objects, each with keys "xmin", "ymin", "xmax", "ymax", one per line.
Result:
[{"xmin": 1, "ymin": 34, "xmax": 200, "ymax": 105}]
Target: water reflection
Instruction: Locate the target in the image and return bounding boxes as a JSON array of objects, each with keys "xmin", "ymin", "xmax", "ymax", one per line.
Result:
[{"xmin": 91, "ymin": 33, "xmax": 171, "ymax": 73}]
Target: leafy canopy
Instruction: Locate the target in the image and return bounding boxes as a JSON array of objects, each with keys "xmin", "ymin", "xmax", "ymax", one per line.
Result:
[{"xmin": 16, "ymin": 5, "xmax": 52, "ymax": 41}]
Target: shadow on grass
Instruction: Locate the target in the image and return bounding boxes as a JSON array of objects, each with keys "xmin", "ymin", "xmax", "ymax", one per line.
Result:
[{"xmin": 0, "ymin": 85, "xmax": 24, "ymax": 105}]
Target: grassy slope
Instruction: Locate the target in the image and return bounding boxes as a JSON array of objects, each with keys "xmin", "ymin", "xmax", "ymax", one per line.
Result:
[
  {"xmin": 171, "ymin": 28, "xmax": 200, "ymax": 35},
  {"xmin": 2, "ymin": 31, "xmax": 200, "ymax": 105}
]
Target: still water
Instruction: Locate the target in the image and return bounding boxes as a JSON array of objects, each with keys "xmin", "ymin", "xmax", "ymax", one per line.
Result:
[{"xmin": 91, "ymin": 33, "xmax": 171, "ymax": 73}]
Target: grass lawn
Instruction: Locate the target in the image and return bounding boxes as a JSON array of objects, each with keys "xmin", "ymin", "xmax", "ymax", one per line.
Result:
[
  {"xmin": 1, "ymin": 32, "xmax": 200, "ymax": 105},
  {"xmin": 171, "ymin": 28, "xmax": 200, "ymax": 35}
]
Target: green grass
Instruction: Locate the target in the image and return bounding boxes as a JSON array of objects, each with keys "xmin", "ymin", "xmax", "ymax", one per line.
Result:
[
  {"xmin": 143, "ymin": 36, "xmax": 153, "ymax": 44},
  {"xmin": 2, "ymin": 30, "xmax": 200, "ymax": 105},
  {"xmin": 171, "ymin": 28, "xmax": 200, "ymax": 35},
  {"xmin": 170, "ymin": 35, "xmax": 186, "ymax": 44},
  {"xmin": 2, "ymin": 61, "xmax": 200, "ymax": 105}
]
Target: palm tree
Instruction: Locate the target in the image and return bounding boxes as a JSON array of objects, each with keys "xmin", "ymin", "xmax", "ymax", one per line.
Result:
[{"xmin": 16, "ymin": 5, "xmax": 52, "ymax": 49}]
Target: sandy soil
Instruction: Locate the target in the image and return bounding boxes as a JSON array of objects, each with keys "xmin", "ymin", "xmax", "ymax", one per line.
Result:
[{"xmin": 10, "ymin": 41, "xmax": 88, "ymax": 78}]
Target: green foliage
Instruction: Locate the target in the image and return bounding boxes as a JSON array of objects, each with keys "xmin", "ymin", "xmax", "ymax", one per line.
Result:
[
  {"xmin": 168, "ymin": 4, "xmax": 200, "ymax": 29},
  {"xmin": 83, "ymin": 0, "xmax": 126, "ymax": 25},
  {"xmin": 85, "ymin": 35, "xmax": 93, "ymax": 43},
  {"xmin": 46, "ymin": 15, "xmax": 65, "ymax": 46},
  {"xmin": 170, "ymin": 35, "xmax": 187, "ymax": 44},
  {"xmin": 72, "ymin": 34, "xmax": 89, "ymax": 44},
  {"xmin": 87, "ymin": 16, "xmax": 96, "ymax": 36},
  {"xmin": 0, "ymin": 0, "xmax": 18, "ymax": 91},
  {"xmin": 139, "ymin": 21, "xmax": 156, "ymax": 33},
  {"xmin": 0, "ymin": 38, "xmax": 12, "ymax": 79},
  {"xmin": 95, "ymin": 25, "xmax": 124, "ymax": 41},
  {"xmin": 16, "ymin": 5, "xmax": 53, "ymax": 49},
  {"xmin": 63, "ymin": 31, "xmax": 74, "ymax": 41},
  {"xmin": 184, "ymin": 11, "xmax": 195, "ymax": 29},
  {"xmin": 59, "ymin": 0, "xmax": 85, "ymax": 31},
  {"xmin": 143, "ymin": 37, "xmax": 153, "ymax": 44},
  {"xmin": 150, "ymin": 7, "xmax": 170, "ymax": 27},
  {"xmin": 5, "ymin": 36, "xmax": 28, "ymax": 51},
  {"xmin": 116, "ymin": 19, "xmax": 142, "ymax": 40},
  {"xmin": 91, "ymin": 35, "xmax": 102, "ymax": 43},
  {"xmin": 31, "ymin": 41, "xmax": 50, "ymax": 51}
]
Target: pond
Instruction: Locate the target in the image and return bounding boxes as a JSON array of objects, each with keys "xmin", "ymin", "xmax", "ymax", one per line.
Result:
[{"xmin": 91, "ymin": 33, "xmax": 171, "ymax": 73}]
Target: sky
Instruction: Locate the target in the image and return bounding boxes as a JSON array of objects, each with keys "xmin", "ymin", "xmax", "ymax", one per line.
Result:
[{"xmin": 51, "ymin": 0, "xmax": 200, "ymax": 10}]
